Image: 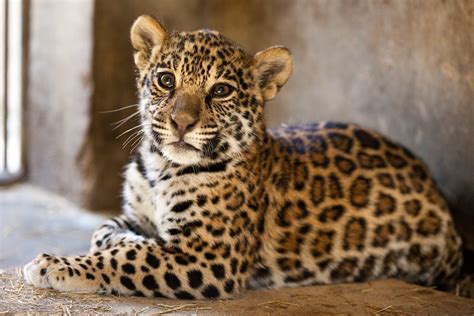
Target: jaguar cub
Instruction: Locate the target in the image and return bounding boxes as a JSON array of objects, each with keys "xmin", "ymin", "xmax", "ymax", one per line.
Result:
[{"xmin": 24, "ymin": 15, "xmax": 462, "ymax": 299}]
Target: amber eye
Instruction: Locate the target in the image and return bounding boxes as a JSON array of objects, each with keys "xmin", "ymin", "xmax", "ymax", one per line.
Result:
[
  {"xmin": 157, "ymin": 73, "xmax": 175, "ymax": 90},
  {"xmin": 211, "ymin": 83, "xmax": 233, "ymax": 98}
]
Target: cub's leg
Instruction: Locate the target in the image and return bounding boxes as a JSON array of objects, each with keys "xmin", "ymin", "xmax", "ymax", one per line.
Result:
[
  {"xmin": 89, "ymin": 214, "xmax": 151, "ymax": 253},
  {"xmin": 90, "ymin": 160, "xmax": 157, "ymax": 253},
  {"xmin": 24, "ymin": 240, "xmax": 243, "ymax": 299}
]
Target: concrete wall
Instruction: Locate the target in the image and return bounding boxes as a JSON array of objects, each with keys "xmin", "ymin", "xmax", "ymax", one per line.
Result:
[
  {"xmin": 27, "ymin": 0, "xmax": 94, "ymax": 203},
  {"xmin": 27, "ymin": 0, "xmax": 473, "ymax": 248}
]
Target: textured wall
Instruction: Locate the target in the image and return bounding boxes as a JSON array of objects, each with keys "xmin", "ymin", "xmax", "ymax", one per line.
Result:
[
  {"xmin": 27, "ymin": 0, "xmax": 94, "ymax": 203},
  {"xmin": 89, "ymin": 0, "xmax": 473, "ymax": 247}
]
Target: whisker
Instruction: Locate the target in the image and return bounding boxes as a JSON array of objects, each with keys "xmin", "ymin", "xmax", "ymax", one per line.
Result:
[
  {"xmin": 100, "ymin": 103, "xmax": 138, "ymax": 114},
  {"xmin": 116, "ymin": 124, "xmax": 146, "ymax": 139},
  {"xmin": 116, "ymin": 124, "xmax": 150, "ymax": 143},
  {"xmin": 122, "ymin": 131, "xmax": 143, "ymax": 148},
  {"xmin": 130, "ymin": 135, "xmax": 145, "ymax": 153},
  {"xmin": 111, "ymin": 112, "xmax": 141, "ymax": 130}
]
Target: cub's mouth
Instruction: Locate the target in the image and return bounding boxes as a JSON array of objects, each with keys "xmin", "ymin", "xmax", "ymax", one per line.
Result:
[{"xmin": 169, "ymin": 140, "xmax": 200, "ymax": 152}]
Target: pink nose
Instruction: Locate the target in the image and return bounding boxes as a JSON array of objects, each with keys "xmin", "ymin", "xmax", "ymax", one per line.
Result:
[
  {"xmin": 171, "ymin": 93, "xmax": 201, "ymax": 137},
  {"xmin": 171, "ymin": 112, "xmax": 198, "ymax": 136}
]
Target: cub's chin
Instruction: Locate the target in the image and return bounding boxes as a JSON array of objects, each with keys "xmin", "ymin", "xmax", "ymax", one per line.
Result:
[{"xmin": 161, "ymin": 142, "xmax": 203, "ymax": 165}]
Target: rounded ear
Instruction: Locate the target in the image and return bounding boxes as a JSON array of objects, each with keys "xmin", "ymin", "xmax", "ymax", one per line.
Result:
[
  {"xmin": 252, "ymin": 46, "xmax": 293, "ymax": 101},
  {"xmin": 131, "ymin": 15, "xmax": 167, "ymax": 70}
]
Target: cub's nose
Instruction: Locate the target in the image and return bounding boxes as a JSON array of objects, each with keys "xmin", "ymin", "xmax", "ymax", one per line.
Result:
[
  {"xmin": 171, "ymin": 111, "xmax": 198, "ymax": 136},
  {"xmin": 171, "ymin": 92, "xmax": 201, "ymax": 137}
]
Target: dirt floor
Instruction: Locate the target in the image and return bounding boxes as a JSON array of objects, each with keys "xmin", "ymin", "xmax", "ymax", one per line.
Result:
[
  {"xmin": 0, "ymin": 269, "xmax": 473, "ymax": 315},
  {"xmin": 1, "ymin": 184, "xmax": 473, "ymax": 314}
]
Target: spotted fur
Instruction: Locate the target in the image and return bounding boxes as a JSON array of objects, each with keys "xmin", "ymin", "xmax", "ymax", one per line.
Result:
[{"xmin": 24, "ymin": 15, "xmax": 462, "ymax": 299}]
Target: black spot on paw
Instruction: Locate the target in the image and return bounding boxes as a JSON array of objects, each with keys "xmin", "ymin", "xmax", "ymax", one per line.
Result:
[
  {"xmin": 202, "ymin": 284, "xmax": 220, "ymax": 298},
  {"xmin": 197, "ymin": 195, "xmax": 207, "ymax": 207},
  {"xmin": 126, "ymin": 249, "xmax": 137, "ymax": 260},
  {"xmin": 86, "ymin": 273, "xmax": 95, "ymax": 280},
  {"xmin": 79, "ymin": 263, "xmax": 88, "ymax": 270},
  {"xmin": 142, "ymin": 274, "xmax": 159, "ymax": 290},
  {"xmin": 110, "ymin": 258, "xmax": 118, "ymax": 270},
  {"xmin": 120, "ymin": 276, "xmax": 136, "ymax": 290},
  {"xmin": 164, "ymin": 272, "xmax": 181, "ymax": 290},
  {"xmin": 101, "ymin": 273, "xmax": 110, "ymax": 284},
  {"xmin": 146, "ymin": 253, "xmax": 160, "ymax": 269},
  {"xmin": 224, "ymin": 279, "xmax": 235, "ymax": 293},
  {"xmin": 211, "ymin": 264, "xmax": 226, "ymax": 280},
  {"xmin": 204, "ymin": 252, "xmax": 216, "ymax": 260},
  {"xmin": 171, "ymin": 200, "xmax": 194, "ymax": 213},
  {"xmin": 187, "ymin": 269, "xmax": 203, "ymax": 289},
  {"xmin": 122, "ymin": 263, "xmax": 136, "ymax": 274},
  {"xmin": 175, "ymin": 255, "xmax": 189, "ymax": 266}
]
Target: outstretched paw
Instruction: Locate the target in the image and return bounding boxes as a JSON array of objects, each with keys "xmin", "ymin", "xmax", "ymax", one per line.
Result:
[
  {"xmin": 23, "ymin": 254, "xmax": 55, "ymax": 288},
  {"xmin": 23, "ymin": 254, "xmax": 99, "ymax": 293}
]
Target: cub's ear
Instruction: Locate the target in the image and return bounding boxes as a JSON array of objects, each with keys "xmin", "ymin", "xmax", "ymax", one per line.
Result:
[
  {"xmin": 131, "ymin": 15, "xmax": 167, "ymax": 70},
  {"xmin": 252, "ymin": 46, "xmax": 292, "ymax": 101}
]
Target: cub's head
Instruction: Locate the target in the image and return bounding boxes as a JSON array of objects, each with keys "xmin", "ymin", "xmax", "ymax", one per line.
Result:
[{"xmin": 131, "ymin": 15, "xmax": 292, "ymax": 165}]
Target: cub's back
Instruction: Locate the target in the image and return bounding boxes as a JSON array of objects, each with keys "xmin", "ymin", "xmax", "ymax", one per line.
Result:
[{"xmin": 252, "ymin": 122, "xmax": 462, "ymax": 289}]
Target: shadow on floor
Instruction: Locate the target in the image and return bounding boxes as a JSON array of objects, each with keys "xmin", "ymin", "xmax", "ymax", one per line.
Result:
[{"xmin": 0, "ymin": 184, "xmax": 105, "ymax": 269}]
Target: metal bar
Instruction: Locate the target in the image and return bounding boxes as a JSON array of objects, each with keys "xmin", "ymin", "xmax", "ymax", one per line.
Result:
[
  {"xmin": 0, "ymin": 0, "xmax": 24, "ymax": 183},
  {"xmin": 0, "ymin": 0, "xmax": 7, "ymax": 172},
  {"xmin": 6, "ymin": 0, "xmax": 23, "ymax": 175}
]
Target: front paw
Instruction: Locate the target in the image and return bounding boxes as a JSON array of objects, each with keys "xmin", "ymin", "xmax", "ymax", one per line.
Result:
[
  {"xmin": 23, "ymin": 254, "xmax": 56, "ymax": 288},
  {"xmin": 24, "ymin": 254, "xmax": 99, "ymax": 293}
]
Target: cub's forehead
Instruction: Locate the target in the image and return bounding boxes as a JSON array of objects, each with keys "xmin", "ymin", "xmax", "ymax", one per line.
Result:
[{"xmin": 157, "ymin": 30, "xmax": 251, "ymax": 67}]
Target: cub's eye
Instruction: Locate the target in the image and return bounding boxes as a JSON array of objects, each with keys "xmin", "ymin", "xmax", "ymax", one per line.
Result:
[
  {"xmin": 157, "ymin": 72, "xmax": 175, "ymax": 90},
  {"xmin": 211, "ymin": 83, "xmax": 234, "ymax": 98}
]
